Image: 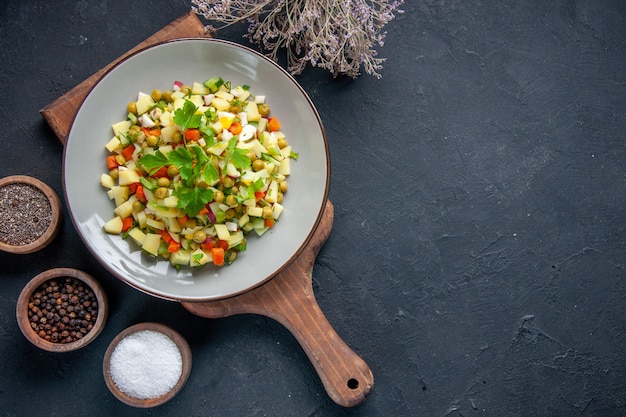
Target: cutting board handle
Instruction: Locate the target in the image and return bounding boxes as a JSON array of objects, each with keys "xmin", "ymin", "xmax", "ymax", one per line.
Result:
[{"xmin": 182, "ymin": 200, "xmax": 373, "ymax": 407}]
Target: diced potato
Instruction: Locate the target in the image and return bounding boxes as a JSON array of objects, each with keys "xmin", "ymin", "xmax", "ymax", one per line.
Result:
[
  {"xmin": 228, "ymin": 230, "xmax": 244, "ymax": 248},
  {"xmin": 214, "ymin": 224, "xmax": 230, "ymax": 241},
  {"xmin": 166, "ymin": 217, "xmax": 182, "ymax": 234},
  {"xmin": 103, "ymin": 216, "xmax": 123, "ymax": 234},
  {"xmin": 189, "ymin": 95, "xmax": 204, "ymax": 108},
  {"xmin": 141, "ymin": 233, "xmax": 161, "ymax": 256},
  {"xmin": 211, "ymin": 97, "xmax": 231, "ymax": 111},
  {"xmin": 214, "ymin": 90, "xmax": 234, "ymax": 101},
  {"xmin": 146, "ymin": 202, "xmax": 180, "ymax": 218},
  {"xmin": 226, "ymin": 163, "xmax": 240, "ymax": 178},
  {"xmin": 281, "ymin": 145, "xmax": 292, "ymax": 159},
  {"xmin": 192, "ymin": 82, "xmax": 209, "ymax": 95},
  {"xmin": 146, "ymin": 218, "xmax": 165, "ymax": 230},
  {"xmin": 242, "ymin": 198, "xmax": 256, "ymax": 207},
  {"xmin": 247, "ymin": 206, "xmax": 263, "ymax": 218},
  {"xmin": 244, "ymin": 101, "xmax": 260, "ymax": 122},
  {"xmin": 135, "ymin": 210, "xmax": 147, "ymax": 228},
  {"xmin": 158, "ymin": 144, "xmax": 173, "ymax": 156},
  {"xmin": 159, "ymin": 111, "xmax": 173, "ymax": 127},
  {"xmin": 109, "ymin": 186, "xmax": 129, "ymax": 206},
  {"xmin": 231, "ymin": 85, "xmax": 251, "ymax": 101},
  {"xmin": 160, "ymin": 125, "xmax": 179, "ymax": 142},
  {"xmin": 113, "ymin": 196, "xmax": 136, "ymax": 219},
  {"xmin": 272, "ymin": 203, "xmax": 284, "ymax": 220},
  {"xmin": 265, "ymin": 180, "xmax": 278, "ymax": 203},
  {"xmin": 136, "ymin": 94, "xmax": 156, "ymax": 115},
  {"xmin": 173, "ymin": 98, "xmax": 186, "ymax": 111},
  {"xmin": 211, "ymin": 121, "xmax": 223, "ymax": 134},
  {"xmin": 207, "ymin": 141, "xmax": 229, "ymax": 156},
  {"xmin": 112, "ymin": 120, "xmax": 131, "ymax": 137},
  {"xmin": 100, "ymin": 173, "xmax": 115, "ymax": 189},
  {"xmin": 162, "ymin": 195, "xmax": 179, "ymax": 208},
  {"xmin": 105, "ymin": 137, "xmax": 122, "ymax": 153},
  {"xmin": 118, "ymin": 169, "xmax": 141, "ymax": 185},
  {"xmin": 128, "ymin": 227, "xmax": 146, "ymax": 245},
  {"xmin": 171, "ymin": 91, "xmax": 185, "ymax": 101},
  {"xmin": 238, "ymin": 213, "xmax": 250, "ymax": 227},
  {"xmin": 279, "ymin": 158, "xmax": 291, "ymax": 176}
]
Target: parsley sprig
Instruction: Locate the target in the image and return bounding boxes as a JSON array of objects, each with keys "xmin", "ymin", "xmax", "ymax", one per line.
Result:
[
  {"xmin": 174, "ymin": 99, "xmax": 202, "ymax": 133},
  {"xmin": 138, "ymin": 99, "xmax": 246, "ymax": 218}
]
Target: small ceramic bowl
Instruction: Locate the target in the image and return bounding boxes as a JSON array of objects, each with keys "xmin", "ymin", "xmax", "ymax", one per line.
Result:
[
  {"xmin": 103, "ymin": 322, "xmax": 192, "ymax": 408},
  {"xmin": 0, "ymin": 175, "xmax": 62, "ymax": 254},
  {"xmin": 16, "ymin": 268, "xmax": 108, "ymax": 352}
]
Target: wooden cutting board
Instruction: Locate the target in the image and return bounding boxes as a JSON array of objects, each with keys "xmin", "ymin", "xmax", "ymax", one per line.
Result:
[
  {"xmin": 182, "ymin": 200, "xmax": 373, "ymax": 407},
  {"xmin": 41, "ymin": 12, "xmax": 373, "ymax": 408}
]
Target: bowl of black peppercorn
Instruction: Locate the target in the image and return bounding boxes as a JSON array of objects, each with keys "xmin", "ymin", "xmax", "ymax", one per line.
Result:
[{"xmin": 16, "ymin": 268, "xmax": 108, "ymax": 352}]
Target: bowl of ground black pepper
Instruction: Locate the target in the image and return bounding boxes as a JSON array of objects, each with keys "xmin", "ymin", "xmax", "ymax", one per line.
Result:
[
  {"xmin": 0, "ymin": 175, "xmax": 62, "ymax": 254},
  {"xmin": 16, "ymin": 268, "xmax": 108, "ymax": 352}
]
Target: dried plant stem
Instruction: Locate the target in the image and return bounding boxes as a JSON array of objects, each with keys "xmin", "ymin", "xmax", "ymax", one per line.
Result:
[{"xmin": 191, "ymin": 0, "xmax": 403, "ymax": 78}]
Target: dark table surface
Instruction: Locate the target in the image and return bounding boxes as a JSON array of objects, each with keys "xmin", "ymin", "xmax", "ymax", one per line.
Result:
[{"xmin": 1, "ymin": 1, "xmax": 624, "ymax": 416}]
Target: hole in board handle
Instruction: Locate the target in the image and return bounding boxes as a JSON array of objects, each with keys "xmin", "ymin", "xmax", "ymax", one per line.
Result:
[{"xmin": 347, "ymin": 378, "xmax": 359, "ymax": 390}]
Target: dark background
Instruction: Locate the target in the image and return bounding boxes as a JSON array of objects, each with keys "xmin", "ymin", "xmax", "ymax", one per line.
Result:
[{"xmin": 1, "ymin": 1, "xmax": 624, "ymax": 416}]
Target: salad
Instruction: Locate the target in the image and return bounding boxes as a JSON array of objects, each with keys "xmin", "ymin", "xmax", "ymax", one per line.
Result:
[{"xmin": 100, "ymin": 77, "xmax": 297, "ymax": 268}]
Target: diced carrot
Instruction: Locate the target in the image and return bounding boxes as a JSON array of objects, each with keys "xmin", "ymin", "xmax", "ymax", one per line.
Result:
[
  {"xmin": 149, "ymin": 128, "xmax": 161, "ymax": 137},
  {"xmin": 150, "ymin": 166, "xmax": 168, "ymax": 178},
  {"xmin": 228, "ymin": 121, "xmax": 242, "ymax": 135},
  {"xmin": 201, "ymin": 241, "xmax": 215, "ymax": 251},
  {"xmin": 128, "ymin": 182, "xmax": 138, "ymax": 194},
  {"xmin": 268, "ymin": 117, "xmax": 281, "ymax": 132},
  {"xmin": 141, "ymin": 127, "xmax": 152, "ymax": 137},
  {"xmin": 106, "ymin": 155, "xmax": 120, "ymax": 170},
  {"xmin": 211, "ymin": 247, "xmax": 225, "ymax": 266},
  {"xmin": 217, "ymin": 239, "xmax": 229, "ymax": 250},
  {"xmin": 121, "ymin": 217, "xmax": 134, "ymax": 232},
  {"xmin": 167, "ymin": 240, "xmax": 181, "ymax": 253},
  {"xmin": 121, "ymin": 145, "xmax": 135, "ymax": 161},
  {"xmin": 178, "ymin": 215, "xmax": 189, "ymax": 227},
  {"xmin": 135, "ymin": 184, "xmax": 146, "ymax": 203},
  {"xmin": 265, "ymin": 218, "xmax": 275, "ymax": 228},
  {"xmin": 254, "ymin": 191, "xmax": 265, "ymax": 201},
  {"xmin": 158, "ymin": 229, "xmax": 173, "ymax": 244},
  {"xmin": 198, "ymin": 206, "xmax": 209, "ymax": 216},
  {"xmin": 184, "ymin": 128, "xmax": 200, "ymax": 141}
]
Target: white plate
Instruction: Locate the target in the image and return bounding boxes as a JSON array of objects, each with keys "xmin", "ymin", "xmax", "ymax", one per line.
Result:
[{"xmin": 63, "ymin": 39, "xmax": 329, "ymax": 301}]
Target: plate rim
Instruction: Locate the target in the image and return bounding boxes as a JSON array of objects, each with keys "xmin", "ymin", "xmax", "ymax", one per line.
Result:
[{"xmin": 62, "ymin": 37, "xmax": 330, "ymax": 302}]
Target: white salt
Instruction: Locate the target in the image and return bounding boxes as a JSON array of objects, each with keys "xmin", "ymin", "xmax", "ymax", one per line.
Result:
[{"xmin": 109, "ymin": 329, "xmax": 183, "ymax": 399}]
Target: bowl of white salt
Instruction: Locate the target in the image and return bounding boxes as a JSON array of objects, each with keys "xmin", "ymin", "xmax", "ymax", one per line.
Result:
[
  {"xmin": 103, "ymin": 322, "xmax": 192, "ymax": 408},
  {"xmin": 0, "ymin": 175, "xmax": 62, "ymax": 254}
]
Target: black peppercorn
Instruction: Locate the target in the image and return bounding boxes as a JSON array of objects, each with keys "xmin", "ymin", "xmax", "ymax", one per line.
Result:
[{"xmin": 27, "ymin": 277, "xmax": 98, "ymax": 344}]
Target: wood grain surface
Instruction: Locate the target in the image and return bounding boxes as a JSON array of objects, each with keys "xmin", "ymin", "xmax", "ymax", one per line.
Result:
[{"xmin": 182, "ymin": 200, "xmax": 374, "ymax": 408}]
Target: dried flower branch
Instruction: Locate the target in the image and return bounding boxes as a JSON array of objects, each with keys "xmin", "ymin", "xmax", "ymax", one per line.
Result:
[{"xmin": 191, "ymin": 0, "xmax": 404, "ymax": 78}]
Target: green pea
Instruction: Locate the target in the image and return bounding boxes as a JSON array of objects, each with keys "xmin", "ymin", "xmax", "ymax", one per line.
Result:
[
  {"xmin": 155, "ymin": 187, "xmax": 169, "ymax": 199},
  {"xmin": 193, "ymin": 230, "xmax": 207, "ymax": 244},
  {"xmin": 252, "ymin": 159, "xmax": 265, "ymax": 172}
]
